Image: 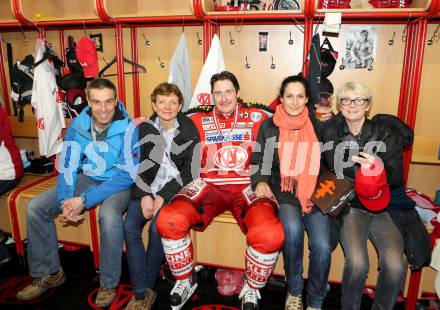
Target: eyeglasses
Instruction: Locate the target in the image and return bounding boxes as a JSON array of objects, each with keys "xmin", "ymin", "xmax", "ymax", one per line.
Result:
[
  {"xmin": 212, "ymin": 89, "xmax": 235, "ymax": 98},
  {"xmin": 340, "ymin": 98, "xmax": 369, "ymax": 106}
]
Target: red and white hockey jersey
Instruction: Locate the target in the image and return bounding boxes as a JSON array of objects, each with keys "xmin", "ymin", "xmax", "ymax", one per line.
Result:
[
  {"xmin": 31, "ymin": 39, "xmax": 65, "ymax": 157},
  {"xmin": 189, "ymin": 103, "xmax": 271, "ymax": 186}
]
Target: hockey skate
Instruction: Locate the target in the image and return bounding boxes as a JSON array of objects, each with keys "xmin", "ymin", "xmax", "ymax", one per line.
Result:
[
  {"xmin": 170, "ymin": 273, "xmax": 197, "ymax": 310},
  {"xmin": 239, "ymin": 282, "xmax": 261, "ymax": 310}
]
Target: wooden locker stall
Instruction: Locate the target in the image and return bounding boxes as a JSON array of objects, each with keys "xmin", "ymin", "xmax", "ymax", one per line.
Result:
[{"xmin": 0, "ymin": 1, "xmax": 439, "ymax": 308}]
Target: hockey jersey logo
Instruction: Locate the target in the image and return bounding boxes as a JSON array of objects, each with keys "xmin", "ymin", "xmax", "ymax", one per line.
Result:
[
  {"xmin": 205, "ymin": 129, "xmax": 251, "ymax": 144},
  {"xmin": 214, "ymin": 145, "xmax": 248, "ymax": 170}
]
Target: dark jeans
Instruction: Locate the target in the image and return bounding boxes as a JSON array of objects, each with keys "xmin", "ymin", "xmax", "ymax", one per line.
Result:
[
  {"xmin": 0, "ymin": 178, "xmax": 21, "ymax": 196},
  {"xmin": 123, "ymin": 199, "xmax": 164, "ymax": 294},
  {"xmin": 279, "ymin": 203, "xmax": 332, "ymax": 308},
  {"xmin": 340, "ymin": 208, "xmax": 404, "ymax": 310}
]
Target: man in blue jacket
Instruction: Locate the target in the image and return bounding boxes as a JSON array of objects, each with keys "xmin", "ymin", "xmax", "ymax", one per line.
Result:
[{"xmin": 17, "ymin": 78, "xmax": 139, "ymax": 308}]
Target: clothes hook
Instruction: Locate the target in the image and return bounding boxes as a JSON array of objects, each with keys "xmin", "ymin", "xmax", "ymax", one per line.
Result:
[
  {"xmin": 142, "ymin": 33, "xmax": 151, "ymax": 46},
  {"xmin": 229, "ymin": 32, "xmax": 235, "ymax": 45},
  {"xmin": 339, "ymin": 59, "xmax": 345, "ymax": 70},
  {"xmin": 182, "ymin": 18, "xmax": 185, "ymax": 33},
  {"xmin": 270, "ymin": 56, "xmax": 276, "ymax": 69},
  {"xmin": 388, "ymin": 31, "xmax": 396, "ymax": 46},
  {"xmin": 290, "ymin": 16, "xmax": 304, "ymax": 34},
  {"xmin": 102, "ymin": 57, "xmax": 109, "ymax": 65},
  {"xmin": 401, "ymin": 15, "xmax": 411, "ymax": 43},
  {"xmin": 427, "ymin": 24, "xmax": 440, "ymax": 45},
  {"xmin": 196, "ymin": 32, "xmax": 202, "ymax": 45},
  {"xmin": 18, "ymin": 22, "xmax": 29, "ymax": 45},
  {"xmin": 367, "ymin": 64, "xmax": 373, "ymax": 71},
  {"xmin": 245, "ymin": 56, "xmax": 250, "ymax": 69},
  {"xmin": 288, "ymin": 31, "xmax": 294, "ymax": 45},
  {"xmin": 158, "ymin": 56, "xmax": 165, "ymax": 68},
  {"xmin": 83, "ymin": 20, "xmax": 88, "ymax": 37}
]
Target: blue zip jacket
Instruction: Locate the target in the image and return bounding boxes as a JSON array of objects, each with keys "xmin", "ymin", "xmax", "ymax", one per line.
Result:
[{"xmin": 57, "ymin": 102, "xmax": 139, "ymax": 209}]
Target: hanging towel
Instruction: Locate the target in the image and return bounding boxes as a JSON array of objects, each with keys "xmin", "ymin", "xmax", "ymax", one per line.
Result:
[
  {"xmin": 189, "ymin": 34, "xmax": 225, "ymax": 109},
  {"xmin": 168, "ymin": 33, "xmax": 192, "ymax": 112}
]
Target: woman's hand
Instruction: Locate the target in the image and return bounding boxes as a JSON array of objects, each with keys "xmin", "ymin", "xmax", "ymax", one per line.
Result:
[
  {"xmin": 255, "ymin": 182, "xmax": 274, "ymax": 198},
  {"xmin": 140, "ymin": 195, "xmax": 154, "ymax": 220}
]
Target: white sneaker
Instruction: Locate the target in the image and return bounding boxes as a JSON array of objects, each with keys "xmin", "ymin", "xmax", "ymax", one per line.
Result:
[
  {"xmin": 285, "ymin": 294, "xmax": 303, "ymax": 310},
  {"xmin": 239, "ymin": 282, "xmax": 261, "ymax": 310},
  {"xmin": 170, "ymin": 273, "xmax": 197, "ymax": 310}
]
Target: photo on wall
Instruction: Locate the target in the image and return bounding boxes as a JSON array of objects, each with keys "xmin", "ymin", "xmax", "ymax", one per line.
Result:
[{"xmin": 342, "ymin": 27, "xmax": 377, "ymax": 69}]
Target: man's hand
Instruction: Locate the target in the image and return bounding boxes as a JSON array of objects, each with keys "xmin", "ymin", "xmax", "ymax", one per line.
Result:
[
  {"xmin": 60, "ymin": 197, "xmax": 85, "ymax": 223},
  {"xmin": 141, "ymin": 195, "xmax": 154, "ymax": 220},
  {"xmin": 153, "ymin": 195, "xmax": 165, "ymax": 218},
  {"xmin": 255, "ymin": 182, "xmax": 273, "ymax": 198}
]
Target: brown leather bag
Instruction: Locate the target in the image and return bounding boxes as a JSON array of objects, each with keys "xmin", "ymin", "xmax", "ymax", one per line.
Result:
[{"xmin": 311, "ymin": 171, "xmax": 355, "ymax": 217}]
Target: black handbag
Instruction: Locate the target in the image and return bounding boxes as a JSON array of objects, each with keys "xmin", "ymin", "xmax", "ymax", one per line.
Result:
[{"xmin": 311, "ymin": 171, "xmax": 355, "ymax": 217}]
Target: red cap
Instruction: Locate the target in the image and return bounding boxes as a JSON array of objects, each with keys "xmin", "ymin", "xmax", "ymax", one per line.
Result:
[
  {"xmin": 354, "ymin": 159, "xmax": 390, "ymax": 212},
  {"xmin": 76, "ymin": 37, "xmax": 98, "ymax": 78}
]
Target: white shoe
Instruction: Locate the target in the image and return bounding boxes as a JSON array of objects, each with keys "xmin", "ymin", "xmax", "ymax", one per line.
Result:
[
  {"xmin": 239, "ymin": 282, "xmax": 261, "ymax": 310},
  {"xmin": 285, "ymin": 293, "xmax": 303, "ymax": 310},
  {"xmin": 170, "ymin": 273, "xmax": 197, "ymax": 310}
]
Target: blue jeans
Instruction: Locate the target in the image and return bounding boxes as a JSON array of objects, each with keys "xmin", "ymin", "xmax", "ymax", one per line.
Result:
[
  {"xmin": 340, "ymin": 208, "xmax": 404, "ymax": 310},
  {"xmin": 279, "ymin": 203, "xmax": 332, "ymax": 308},
  {"xmin": 26, "ymin": 174, "xmax": 130, "ymax": 288},
  {"xmin": 123, "ymin": 199, "xmax": 164, "ymax": 294}
]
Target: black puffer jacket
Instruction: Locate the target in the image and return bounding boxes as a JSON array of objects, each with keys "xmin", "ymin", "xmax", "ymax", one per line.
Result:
[
  {"xmin": 131, "ymin": 112, "xmax": 200, "ymax": 201},
  {"xmin": 321, "ymin": 112, "xmax": 414, "ymax": 211},
  {"xmin": 251, "ymin": 107, "xmax": 324, "ymax": 205}
]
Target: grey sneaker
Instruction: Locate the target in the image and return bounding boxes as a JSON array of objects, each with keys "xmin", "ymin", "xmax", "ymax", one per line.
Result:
[
  {"xmin": 95, "ymin": 287, "xmax": 117, "ymax": 308},
  {"xmin": 285, "ymin": 294, "xmax": 303, "ymax": 310},
  {"xmin": 125, "ymin": 289, "xmax": 157, "ymax": 310},
  {"xmin": 16, "ymin": 268, "xmax": 66, "ymax": 301}
]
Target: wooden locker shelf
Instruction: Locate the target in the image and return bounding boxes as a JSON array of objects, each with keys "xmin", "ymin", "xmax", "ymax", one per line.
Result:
[
  {"xmin": 201, "ymin": 0, "xmax": 305, "ymax": 17},
  {"xmin": 103, "ymin": 0, "xmax": 195, "ymax": 18},
  {"xmin": 315, "ymin": 0, "xmax": 432, "ymax": 13},
  {"xmin": 18, "ymin": 0, "xmax": 99, "ymax": 22},
  {"xmin": 0, "ymin": 1, "xmax": 16, "ymax": 24}
]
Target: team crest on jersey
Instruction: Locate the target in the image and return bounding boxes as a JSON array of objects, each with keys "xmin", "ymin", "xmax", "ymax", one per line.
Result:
[
  {"xmin": 202, "ymin": 117, "xmax": 214, "ymax": 124},
  {"xmin": 251, "ymin": 112, "xmax": 262, "ymax": 122},
  {"xmin": 214, "ymin": 145, "xmax": 248, "ymax": 170}
]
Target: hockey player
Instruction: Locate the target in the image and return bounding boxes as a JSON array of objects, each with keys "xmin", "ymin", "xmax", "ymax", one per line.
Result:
[{"xmin": 156, "ymin": 71, "xmax": 285, "ymax": 310}]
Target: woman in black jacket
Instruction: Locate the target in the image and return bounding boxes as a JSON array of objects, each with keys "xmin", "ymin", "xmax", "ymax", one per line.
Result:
[
  {"xmin": 321, "ymin": 81, "xmax": 412, "ymax": 310},
  {"xmin": 251, "ymin": 75, "xmax": 332, "ymax": 310},
  {"xmin": 123, "ymin": 83, "xmax": 200, "ymax": 310}
]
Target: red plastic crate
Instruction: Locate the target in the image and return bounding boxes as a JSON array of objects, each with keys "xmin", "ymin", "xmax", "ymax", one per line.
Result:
[
  {"xmin": 368, "ymin": 0, "xmax": 411, "ymax": 8},
  {"xmin": 318, "ymin": 0, "xmax": 351, "ymax": 9}
]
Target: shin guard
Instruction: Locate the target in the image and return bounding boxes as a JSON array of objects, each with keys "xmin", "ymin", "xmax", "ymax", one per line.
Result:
[
  {"xmin": 244, "ymin": 246, "xmax": 278, "ymax": 289},
  {"xmin": 162, "ymin": 235, "xmax": 194, "ymax": 280}
]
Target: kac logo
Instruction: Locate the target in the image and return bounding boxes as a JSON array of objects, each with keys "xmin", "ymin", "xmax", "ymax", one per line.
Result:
[{"xmin": 214, "ymin": 146, "xmax": 248, "ymax": 170}]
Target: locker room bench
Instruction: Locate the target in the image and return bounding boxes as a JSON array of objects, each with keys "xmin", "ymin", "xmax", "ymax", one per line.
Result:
[
  {"xmin": 192, "ymin": 210, "xmax": 409, "ymax": 288},
  {"xmin": 8, "ymin": 175, "xmax": 100, "ymax": 269},
  {"xmin": 0, "ymin": 174, "xmax": 47, "ymax": 233}
]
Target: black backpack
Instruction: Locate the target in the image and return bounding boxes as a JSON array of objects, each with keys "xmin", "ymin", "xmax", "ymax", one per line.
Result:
[{"xmin": 10, "ymin": 54, "xmax": 34, "ymax": 121}]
